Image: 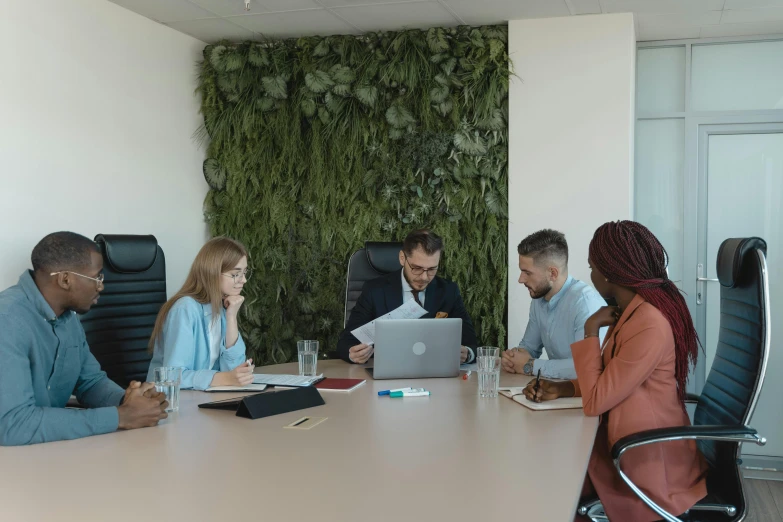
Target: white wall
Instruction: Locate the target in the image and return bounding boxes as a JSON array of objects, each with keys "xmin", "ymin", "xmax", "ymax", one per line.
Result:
[
  {"xmin": 507, "ymin": 14, "xmax": 636, "ymax": 347},
  {"xmin": 0, "ymin": 0, "xmax": 208, "ymax": 295}
]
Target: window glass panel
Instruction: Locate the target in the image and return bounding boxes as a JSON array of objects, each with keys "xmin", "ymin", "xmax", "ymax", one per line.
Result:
[
  {"xmin": 634, "ymin": 119, "xmax": 685, "ymax": 285},
  {"xmin": 692, "ymin": 40, "xmax": 783, "ymax": 111},
  {"xmin": 637, "ymin": 47, "xmax": 686, "ymax": 113}
]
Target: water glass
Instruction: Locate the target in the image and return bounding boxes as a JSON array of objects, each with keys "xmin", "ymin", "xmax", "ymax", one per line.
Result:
[
  {"xmin": 153, "ymin": 366, "xmax": 182, "ymax": 412},
  {"xmin": 477, "ymin": 356, "xmax": 501, "ymax": 398},
  {"xmin": 477, "ymin": 346, "xmax": 500, "ymax": 359},
  {"xmin": 297, "ymin": 340, "xmax": 319, "ymax": 376}
]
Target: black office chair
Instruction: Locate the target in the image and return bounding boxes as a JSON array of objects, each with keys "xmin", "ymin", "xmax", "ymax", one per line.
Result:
[
  {"xmin": 579, "ymin": 237, "xmax": 770, "ymax": 522},
  {"xmin": 79, "ymin": 235, "xmax": 167, "ymax": 388},
  {"xmin": 344, "ymin": 241, "xmax": 402, "ymax": 327}
]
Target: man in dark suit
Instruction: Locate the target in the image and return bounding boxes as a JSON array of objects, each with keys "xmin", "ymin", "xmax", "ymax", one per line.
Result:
[{"xmin": 337, "ymin": 229, "xmax": 479, "ymax": 364}]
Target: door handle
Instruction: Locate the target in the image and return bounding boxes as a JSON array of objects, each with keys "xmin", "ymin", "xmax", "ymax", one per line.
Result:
[{"xmin": 696, "ymin": 264, "xmax": 719, "ymax": 305}]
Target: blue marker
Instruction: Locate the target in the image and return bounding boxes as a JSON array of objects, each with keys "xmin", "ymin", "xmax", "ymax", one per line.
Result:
[{"xmin": 378, "ymin": 387, "xmax": 413, "ymax": 396}]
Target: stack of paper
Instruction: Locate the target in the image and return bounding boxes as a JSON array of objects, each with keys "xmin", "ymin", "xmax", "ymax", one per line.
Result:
[
  {"xmin": 252, "ymin": 374, "xmax": 324, "ymax": 387},
  {"xmin": 205, "ymin": 383, "xmax": 268, "ymax": 393}
]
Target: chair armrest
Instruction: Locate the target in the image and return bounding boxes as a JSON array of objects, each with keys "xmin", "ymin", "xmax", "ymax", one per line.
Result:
[
  {"xmin": 685, "ymin": 392, "xmax": 700, "ymax": 404},
  {"xmin": 612, "ymin": 425, "xmax": 761, "ymax": 460}
]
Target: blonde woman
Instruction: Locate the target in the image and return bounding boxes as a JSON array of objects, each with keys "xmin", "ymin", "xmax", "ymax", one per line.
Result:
[{"xmin": 147, "ymin": 237, "xmax": 254, "ymax": 390}]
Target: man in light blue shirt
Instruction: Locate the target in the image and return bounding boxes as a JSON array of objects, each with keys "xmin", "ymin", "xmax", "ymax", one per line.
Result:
[
  {"xmin": 502, "ymin": 229, "xmax": 606, "ymax": 380},
  {"xmin": 0, "ymin": 232, "xmax": 169, "ymax": 446}
]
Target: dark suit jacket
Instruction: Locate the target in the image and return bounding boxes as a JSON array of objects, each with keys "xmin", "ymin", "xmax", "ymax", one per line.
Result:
[{"xmin": 337, "ymin": 269, "xmax": 479, "ymax": 363}]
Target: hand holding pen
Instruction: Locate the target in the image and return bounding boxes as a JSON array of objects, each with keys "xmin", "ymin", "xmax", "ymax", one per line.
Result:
[
  {"xmin": 522, "ymin": 373, "xmax": 565, "ymax": 403},
  {"xmin": 231, "ymin": 359, "xmax": 254, "ymax": 386}
]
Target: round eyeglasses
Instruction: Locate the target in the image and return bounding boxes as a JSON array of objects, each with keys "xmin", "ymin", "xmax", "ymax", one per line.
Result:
[
  {"xmin": 404, "ymin": 256, "xmax": 439, "ymax": 276},
  {"xmin": 222, "ymin": 268, "xmax": 252, "ymax": 283}
]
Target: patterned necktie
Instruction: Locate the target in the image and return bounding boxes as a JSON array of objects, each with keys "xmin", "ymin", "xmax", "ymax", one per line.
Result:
[{"xmin": 412, "ymin": 291, "xmax": 422, "ymax": 307}]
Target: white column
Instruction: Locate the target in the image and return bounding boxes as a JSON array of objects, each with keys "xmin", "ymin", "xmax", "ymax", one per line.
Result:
[{"xmin": 507, "ymin": 13, "xmax": 636, "ymax": 347}]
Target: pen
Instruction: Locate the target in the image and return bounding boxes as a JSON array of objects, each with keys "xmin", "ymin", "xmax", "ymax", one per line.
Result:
[
  {"xmin": 378, "ymin": 387, "xmax": 413, "ymax": 396},
  {"xmin": 533, "ymin": 369, "xmax": 542, "ymax": 397},
  {"xmin": 292, "ymin": 417, "xmax": 308, "ymax": 427},
  {"xmin": 462, "ymin": 371, "xmax": 472, "ymax": 380}
]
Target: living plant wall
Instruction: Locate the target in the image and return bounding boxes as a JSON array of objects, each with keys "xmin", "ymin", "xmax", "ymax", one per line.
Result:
[{"xmin": 198, "ymin": 26, "xmax": 510, "ymax": 364}]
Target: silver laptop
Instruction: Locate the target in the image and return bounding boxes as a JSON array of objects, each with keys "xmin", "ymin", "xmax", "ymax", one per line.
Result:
[{"xmin": 371, "ymin": 318, "xmax": 462, "ymax": 379}]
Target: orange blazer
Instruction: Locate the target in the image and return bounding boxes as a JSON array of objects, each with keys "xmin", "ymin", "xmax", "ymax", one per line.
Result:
[{"xmin": 571, "ymin": 294, "xmax": 707, "ymax": 522}]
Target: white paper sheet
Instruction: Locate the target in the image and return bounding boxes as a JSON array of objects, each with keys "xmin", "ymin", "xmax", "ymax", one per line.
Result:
[
  {"xmin": 205, "ymin": 383, "xmax": 268, "ymax": 392},
  {"xmin": 350, "ymin": 299, "xmax": 427, "ymax": 345}
]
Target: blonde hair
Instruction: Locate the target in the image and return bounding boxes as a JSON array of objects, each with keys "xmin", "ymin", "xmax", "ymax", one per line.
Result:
[{"xmin": 148, "ymin": 237, "xmax": 249, "ymax": 352}]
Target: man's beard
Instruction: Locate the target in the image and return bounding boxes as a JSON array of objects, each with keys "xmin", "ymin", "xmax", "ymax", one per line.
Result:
[
  {"xmin": 528, "ymin": 282, "xmax": 552, "ymax": 300},
  {"xmin": 403, "ymin": 269, "xmax": 428, "ymax": 291}
]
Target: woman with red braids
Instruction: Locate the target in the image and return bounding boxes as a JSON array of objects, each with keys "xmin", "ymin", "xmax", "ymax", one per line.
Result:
[{"xmin": 524, "ymin": 220, "xmax": 707, "ymax": 521}]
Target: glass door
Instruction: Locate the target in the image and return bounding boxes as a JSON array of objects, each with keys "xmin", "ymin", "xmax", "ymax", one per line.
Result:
[{"xmin": 695, "ymin": 123, "xmax": 783, "ymax": 459}]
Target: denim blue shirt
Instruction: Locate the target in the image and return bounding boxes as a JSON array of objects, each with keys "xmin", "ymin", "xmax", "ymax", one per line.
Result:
[
  {"xmin": 519, "ymin": 276, "xmax": 607, "ymax": 380},
  {"xmin": 0, "ymin": 271, "xmax": 125, "ymax": 446},
  {"xmin": 147, "ymin": 296, "xmax": 247, "ymax": 390}
]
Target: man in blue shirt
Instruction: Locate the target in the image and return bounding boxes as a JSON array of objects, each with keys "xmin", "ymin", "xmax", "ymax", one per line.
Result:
[
  {"xmin": 502, "ymin": 229, "xmax": 606, "ymax": 380},
  {"xmin": 0, "ymin": 232, "xmax": 169, "ymax": 446}
]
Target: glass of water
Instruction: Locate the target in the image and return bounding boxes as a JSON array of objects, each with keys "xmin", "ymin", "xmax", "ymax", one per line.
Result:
[
  {"xmin": 153, "ymin": 366, "xmax": 182, "ymax": 412},
  {"xmin": 477, "ymin": 346, "xmax": 500, "ymax": 359},
  {"xmin": 297, "ymin": 340, "xmax": 319, "ymax": 376},
  {"xmin": 477, "ymin": 356, "xmax": 501, "ymax": 398}
]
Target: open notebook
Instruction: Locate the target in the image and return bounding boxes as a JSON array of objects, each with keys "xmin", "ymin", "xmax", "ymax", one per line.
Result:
[{"xmin": 499, "ymin": 387, "xmax": 583, "ymax": 411}]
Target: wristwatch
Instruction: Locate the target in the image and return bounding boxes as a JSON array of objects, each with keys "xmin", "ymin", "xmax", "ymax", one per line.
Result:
[{"xmin": 523, "ymin": 359, "xmax": 535, "ymax": 376}]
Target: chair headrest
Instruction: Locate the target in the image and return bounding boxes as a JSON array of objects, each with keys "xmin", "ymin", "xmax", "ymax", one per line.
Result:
[
  {"xmin": 94, "ymin": 234, "xmax": 159, "ymax": 273},
  {"xmin": 365, "ymin": 241, "xmax": 403, "ymax": 274},
  {"xmin": 716, "ymin": 237, "xmax": 767, "ymax": 288}
]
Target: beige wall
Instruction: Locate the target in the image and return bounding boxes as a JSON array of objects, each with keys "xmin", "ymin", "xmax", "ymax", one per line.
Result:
[
  {"xmin": 0, "ymin": 0, "xmax": 209, "ymax": 295},
  {"xmin": 507, "ymin": 13, "xmax": 636, "ymax": 347}
]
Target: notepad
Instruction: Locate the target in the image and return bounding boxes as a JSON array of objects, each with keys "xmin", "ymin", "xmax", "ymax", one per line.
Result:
[
  {"xmin": 314, "ymin": 378, "xmax": 366, "ymax": 392},
  {"xmin": 205, "ymin": 383, "xmax": 268, "ymax": 392},
  {"xmin": 499, "ymin": 387, "xmax": 583, "ymax": 411},
  {"xmin": 252, "ymin": 373, "xmax": 324, "ymax": 387}
]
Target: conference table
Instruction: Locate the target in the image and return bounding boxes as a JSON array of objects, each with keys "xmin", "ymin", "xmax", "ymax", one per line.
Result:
[{"xmin": 0, "ymin": 360, "xmax": 598, "ymax": 522}]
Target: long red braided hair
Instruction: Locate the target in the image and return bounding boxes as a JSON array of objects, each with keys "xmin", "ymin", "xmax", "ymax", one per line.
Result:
[{"xmin": 589, "ymin": 221, "xmax": 699, "ymax": 404}]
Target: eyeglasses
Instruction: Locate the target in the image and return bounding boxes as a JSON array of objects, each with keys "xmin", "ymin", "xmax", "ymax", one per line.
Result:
[
  {"xmin": 404, "ymin": 256, "xmax": 439, "ymax": 276},
  {"xmin": 222, "ymin": 268, "xmax": 253, "ymax": 283},
  {"xmin": 50, "ymin": 271, "xmax": 105, "ymax": 287}
]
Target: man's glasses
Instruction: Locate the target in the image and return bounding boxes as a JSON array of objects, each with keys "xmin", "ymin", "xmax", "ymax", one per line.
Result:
[
  {"xmin": 404, "ymin": 256, "xmax": 439, "ymax": 276},
  {"xmin": 222, "ymin": 268, "xmax": 253, "ymax": 283},
  {"xmin": 50, "ymin": 271, "xmax": 104, "ymax": 288}
]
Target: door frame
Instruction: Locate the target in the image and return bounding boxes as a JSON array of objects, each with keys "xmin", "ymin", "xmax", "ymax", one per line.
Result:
[{"xmin": 685, "ymin": 118, "xmax": 783, "ymax": 392}]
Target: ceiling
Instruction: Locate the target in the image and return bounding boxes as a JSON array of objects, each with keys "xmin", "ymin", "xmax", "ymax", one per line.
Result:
[{"xmin": 108, "ymin": 0, "xmax": 783, "ymax": 42}]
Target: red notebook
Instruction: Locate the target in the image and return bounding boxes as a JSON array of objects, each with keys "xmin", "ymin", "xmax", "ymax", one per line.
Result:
[{"xmin": 314, "ymin": 378, "xmax": 366, "ymax": 392}]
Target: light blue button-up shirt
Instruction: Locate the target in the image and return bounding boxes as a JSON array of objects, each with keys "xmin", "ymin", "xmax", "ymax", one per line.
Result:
[
  {"xmin": 0, "ymin": 271, "xmax": 125, "ymax": 446},
  {"xmin": 518, "ymin": 276, "xmax": 606, "ymax": 380}
]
